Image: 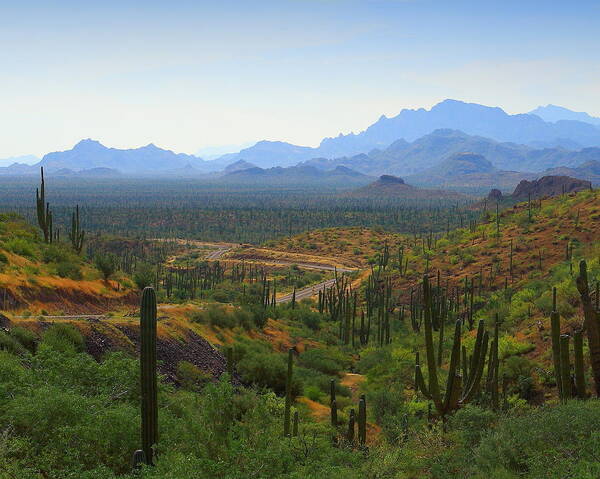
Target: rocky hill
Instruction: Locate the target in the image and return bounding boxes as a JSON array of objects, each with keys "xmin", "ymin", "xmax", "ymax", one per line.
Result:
[
  {"xmin": 511, "ymin": 175, "xmax": 592, "ymax": 199},
  {"xmin": 347, "ymin": 174, "xmax": 469, "ymax": 200}
]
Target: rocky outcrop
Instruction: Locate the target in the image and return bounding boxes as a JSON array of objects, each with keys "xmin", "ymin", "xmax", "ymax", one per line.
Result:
[
  {"xmin": 512, "ymin": 175, "xmax": 591, "ymax": 199},
  {"xmin": 487, "ymin": 189, "xmax": 503, "ymax": 201}
]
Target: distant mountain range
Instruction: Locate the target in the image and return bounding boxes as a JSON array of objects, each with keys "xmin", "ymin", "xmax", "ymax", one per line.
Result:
[
  {"xmin": 302, "ymin": 129, "xmax": 600, "ymax": 177},
  {"xmin": 542, "ymin": 160, "xmax": 600, "ymax": 185},
  {"xmin": 406, "ymin": 152, "xmax": 536, "ymax": 190},
  {"xmin": 530, "ymin": 105, "xmax": 600, "ymax": 127},
  {"xmin": 218, "ymin": 99, "xmax": 600, "ymax": 167},
  {"xmin": 0, "ymin": 139, "xmax": 214, "ymax": 175},
  {"xmin": 217, "ymin": 164, "xmax": 371, "ymax": 187},
  {"xmin": 0, "ymin": 154, "xmax": 39, "ymax": 167},
  {"xmin": 2, "ymin": 100, "xmax": 600, "ymax": 190}
]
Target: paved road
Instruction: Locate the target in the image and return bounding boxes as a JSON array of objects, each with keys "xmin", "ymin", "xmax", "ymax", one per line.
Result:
[
  {"xmin": 206, "ymin": 245, "xmax": 233, "ymax": 260},
  {"xmin": 277, "ymin": 277, "xmax": 340, "ymax": 304}
]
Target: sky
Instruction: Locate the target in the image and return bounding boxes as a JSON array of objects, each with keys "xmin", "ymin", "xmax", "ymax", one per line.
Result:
[{"xmin": 1, "ymin": 0, "xmax": 599, "ymax": 160}]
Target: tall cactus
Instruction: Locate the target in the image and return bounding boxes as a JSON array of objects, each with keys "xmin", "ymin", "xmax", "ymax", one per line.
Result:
[
  {"xmin": 330, "ymin": 379, "xmax": 338, "ymax": 427},
  {"xmin": 292, "ymin": 411, "xmax": 299, "ymax": 437},
  {"xmin": 573, "ymin": 329, "xmax": 587, "ymax": 399},
  {"xmin": 346, "ymin": 408, "xmax": 355, "ymax": 444},
  {"xmin": 414, "ymin": 276, "xmax": 489, "ymax": 418},
  {"xmin": 140, "ymin": 287, "xmax": 158, "ymax": 465},
  {"xmin": 559, "ymin": 334, "xmax": 572, "ymax": 401},
  {"xmin": 575, "ymin": 260, "xmax": 600, "ymax": 397},
  {"xmin": 550, "ymin": 287, "xmax": 563, "ymax": 396},
  {"xmin": 283, "ymin": 348, "xmax": 294, "ymax": 437},
  {"xmin": 357, "ymin": 395, "xmax": 367, "ymax": 447},
  {"xmin": 36, "ymin": 167, "xmax": 52, "ymax": 243},
  {"xmin": 68, "ymin": 204, "xmax": 85, "ymax": 253}
]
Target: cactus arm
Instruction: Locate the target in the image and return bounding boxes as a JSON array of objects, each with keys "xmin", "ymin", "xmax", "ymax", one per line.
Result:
[
  {"xmin": 576, "ymin": 260, "xmax": 600, "ymax": 397},
  {"xmin": 573, "ymin": 330, "xmax": 587, "ymax": 399},
  {"xmin": 559, "ymin": 334, "xmax": 572, "ymax": 401},
  {"xmin": 414, "ymin": 352, "xmax": 432, "ymax": 399},
  {"xmin": 462, "ymin": 332, "xmax": 489, "ymax": 404},
  {"xmin": 442, "ymin": 320, "xmax": 462, "ymax": 414},
  {"xmin": 422, "ymin": 276, "xmax": 443, "ymax": 411}
]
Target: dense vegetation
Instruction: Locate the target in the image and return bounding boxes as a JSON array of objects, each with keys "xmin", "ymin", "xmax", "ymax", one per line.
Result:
[
  {"xmin": 1, "ymin": 179, "xmax": 599, "ymax": 478},
  {"xmin": 0, "ymin": 177, "xmax": 478, "ymax": 243}
]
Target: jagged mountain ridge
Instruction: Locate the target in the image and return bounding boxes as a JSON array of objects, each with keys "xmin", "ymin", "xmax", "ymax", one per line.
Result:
[
  {"xmin": 0, "ymin": 139, "xmax": 213, "ymax": 175},
  {"xmin": 218, "ymin": 164, "xmax": 372, "ymax": 187},
  {"xmin": 530, "ymin": 105, "xmax": 600, "ymax": 127},
  {"xmin": 405, "ymin": 152, "xmax": 536, "ymax": 190},
  {"xmin": 219, "ymin": 99, "xmax": 600, "ymax": 167},
  {"xmin": 303, "ymin": 129, "xmax": 600, "ymax": 177}
]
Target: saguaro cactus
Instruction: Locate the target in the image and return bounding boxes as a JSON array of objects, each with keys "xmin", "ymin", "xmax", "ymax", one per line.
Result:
[
  {"xmin": 357, "ymin": 395, "xmax": 367, "ymax": 447},
  {"xmin": 69, "ymin": 204, "xmax": 85, "ymax": 253},
  {"xmin": 284, "ymin": 348, "xmax": 294, "ymax": 436},
  {"xmin": 559, "ymin": 334, "xmax": 572, "ymax": 401},
  {"xmin": 140, "ymin": 287, "xmax": 158, "ymax": 465},
  {"xmin": 36, "ymin": 167, "xmax": 52, "ymax": 243},
  {"xmin": 550, "ymin": 287, "xmax": 563, "ymax": 396},
  {"xmin": 346, "ymin": 408, "xmax": 355, "ymax": 444},
  {"xmin": 414, "ymin": 276, "xmax": 490, "ymax": 418},
  {"xmin": 575, "ymin": 260, "xmax": 600, "ymax": 397},
  {"xmin": 292, "ymin": 411, "xmax": 299, "ymax": 437},
  {"xmin": 573, "ymin": 329, "xmax": 587, "ymax": 399}
]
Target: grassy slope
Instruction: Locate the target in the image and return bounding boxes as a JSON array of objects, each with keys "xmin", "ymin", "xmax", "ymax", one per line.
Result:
[{"xmin": 0, "ymin": 213, "xmax": 136, "ymax": 314}]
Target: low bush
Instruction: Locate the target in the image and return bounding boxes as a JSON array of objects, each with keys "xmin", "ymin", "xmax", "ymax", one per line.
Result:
[
  {"xmin": 40, "ymin": 324, "xmax": 85, "ymax": 354},
  {"xmin": 56, "ymin": 261, "xmax": 83, "ymax": 280},
  {"xmin": 4, "ymin": 238, "xmax": 37, "ymax": 259},
  {"xmin": 9, "ymin": 327, "xmax": 37, "ymax": 353}
]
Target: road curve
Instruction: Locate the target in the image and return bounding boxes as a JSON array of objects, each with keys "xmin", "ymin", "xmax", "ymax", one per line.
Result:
[{"xmin": 277, "ymin": 277, "xmax": 339, "ymax": 304}]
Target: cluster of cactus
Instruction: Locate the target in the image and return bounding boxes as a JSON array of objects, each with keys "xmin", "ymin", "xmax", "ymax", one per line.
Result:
[
  {"xmin": 397, "ymin": 244, "xmax": 409, "ymax": 276},
  {"xmin": 550, "ymin": 288, "xmax": 587, "ymax": 402},
  {"xmin": 409, "ymin": 271, "xmax": 460, "ymax": 334},
  {"xmin": 159, "ymin": 261, "xmax": 266, "ymax": 300},
  {"xmin": 414, "ymin": 275, "xmax": 499, "ymax": 418},
  {"xmin": 318, "ymin": 272, "xmax": 357, "ymax": 345},
  {"xmin": 35, "ymin": 167, "xmax": 53, "ymax": 243},
  {"xmin": 330, "ymin": 379, "xmax": 367, "ymax": 448},
  {"xmin": 132, "ymin": 287, "xmax": 159, "ymax": 469},
  {"xmin": 261, "ymin": 275, "xmax": 278, "ymax": 308},
  {"xmin": 575, "ymin": 261, "xmax": 600, "ymax": 397},
  {"xmin": 68, "ymin": 204, "xmax": 85, "ymax": 254},
  {"xmin": 364, "ymin": 273, "xmax": 393, "ymax": 346}
]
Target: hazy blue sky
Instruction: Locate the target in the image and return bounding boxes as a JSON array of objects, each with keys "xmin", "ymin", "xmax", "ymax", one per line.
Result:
[{"xmin": 2, "ymin": 0, "xmax": 599, "ymax": 158}]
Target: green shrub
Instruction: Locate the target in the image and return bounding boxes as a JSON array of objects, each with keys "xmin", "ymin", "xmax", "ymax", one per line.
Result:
[
  {"xmin": 5, "ymin": 238, "xmax": 37, "ymax": 259},
  {"xmin": 0, "ymin": 251, "xmax": 8, "ymax": 271},
  {"xmin": 41, "ymin": 323, "xmax": 85, "ymax": 354},
  {"xmin": 474, "ymin": 401, "xmax": 600, "ymax": 478},
  {"xmin": 133, "ymin": 262, "xmax": 155, "ymax": 290},
  {"xmin": 42, "ymin": 243, "xmax": 74, "ymax": 264},
  {"xmin": 0, "ymin": 331, "xmax": 27, "ymax": 355},
  {"xmin": 9, "ymin": 326, "xmax": 37, "ymax": 353},
  {"xmin": 449, "ymin": 405, "xmax": 497, "ymax": 445},
  {"xmin": 298, "ymin": 347, "xmax": 349, "ymax": 376},
  {"xmin": 236, "ymin": 349, "xmax": 302, "ymax": 398},
  {"xmin": 177, "ymin": 361, "xmax": 212, "ymax": 391},
  {"xmin": 56, "ymin": 261, "xmax": 83, "ymax": 280},
  {"xmin": 94, "ymin": 253, "xmax": 118, "ymax": 280}
]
